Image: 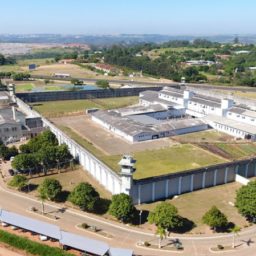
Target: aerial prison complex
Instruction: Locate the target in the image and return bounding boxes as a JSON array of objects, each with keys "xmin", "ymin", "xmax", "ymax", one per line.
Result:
[{"xmin": 91, "ymin": 87, "xmax": 256, "ymax": 142}]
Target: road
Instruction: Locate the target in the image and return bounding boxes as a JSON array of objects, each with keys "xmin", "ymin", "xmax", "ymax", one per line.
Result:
[
  {"xmin": 31, "ymin": 74, "xmax": 256, "ymax": 92},
  {"xmin": 0, "ymin": 176, "xmax": 256, "ymax": 256}
]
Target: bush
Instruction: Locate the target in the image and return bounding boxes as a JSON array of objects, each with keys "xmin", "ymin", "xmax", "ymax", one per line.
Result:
[
  {"xmin": 8, "ymin": 175, "xmax": 28, "ymax": 190},
  {"xmin": 81, "ymin": 223, "xmax": 89, "ymax": 229},
  {"xmin": 144, "ymin": 241, "xmax": 150, "ymax": 247},
  {"xmin": 217, "ymin": 244, "xmax": 224, "ymax": 250}
]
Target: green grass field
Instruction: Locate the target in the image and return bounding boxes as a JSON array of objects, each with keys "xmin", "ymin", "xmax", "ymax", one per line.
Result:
[
  {"xmin": 58, "ymin": 126, "xmax": 226, "ymax": 179},
  {"xmin": 215, "ymin": 143, "xmax": 256, "ymax": 159},
  {"xmin": 174, "ymin": 130, "xmax": 232, "ymax": 143},
  {"xmin": 15, "ymin": 83, "xmax": 35, "ymax": 92},
  {"xmin": 32, "ymin": 97, "xmax": 138, "ymax": 117}
]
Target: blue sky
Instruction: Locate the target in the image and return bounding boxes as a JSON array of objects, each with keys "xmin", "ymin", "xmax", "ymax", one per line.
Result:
[{"xmin": 1, "ymin": 0, "xmax": 255, "ymax": 35}]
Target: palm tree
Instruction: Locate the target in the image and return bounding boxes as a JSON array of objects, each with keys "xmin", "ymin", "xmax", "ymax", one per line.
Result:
[
  {"xmin": 39, "ymin": 193, "xmax": 47, "ymax": 215},
  {"xmin": 156, "ymin": 226, "xmax": 166, "ymax": 249},
  {"xmin": 231, "ymin": 225, "xmax": 241, "ymax": 248}
]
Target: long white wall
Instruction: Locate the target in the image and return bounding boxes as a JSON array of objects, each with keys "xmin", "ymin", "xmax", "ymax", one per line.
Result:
[{"xmin": 16, "ymin": 98, "xmax": 122, "ymax": 195}]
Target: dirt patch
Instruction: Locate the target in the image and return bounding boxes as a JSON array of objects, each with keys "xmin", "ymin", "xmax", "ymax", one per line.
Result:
[{"xmin": 51, "ymin": 115, "xmax": 178, "ymax": 155}]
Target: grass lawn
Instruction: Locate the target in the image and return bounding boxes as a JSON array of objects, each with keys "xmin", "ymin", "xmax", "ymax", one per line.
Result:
[
  {"xmin": 138, "ymin": 182, "xmax": 248, "ymax": 234},
  {"xmin": 56, "ymin": 126, "xmax": 226, "ymax": 179},
  {"xmin": 215, "ymin": 143, "xmax": 256, "ymax": 159},
  {"xmin": 28, "ymin": 168, "xmax": 112, "ymax": 200},
  {"xmin": 15, "ymin": 83, "xmax": 35, "ymax": 92},
  {"xmin": 174, "ymin": 130, "xmax": 233, "ymax": 143},
  {"xmin": 0, "ymin": 64, "xmax": 22, "ymax": 72},
  {"xmin": 31, "ymin": 96, "xmax": 138, "ymax": 117}
]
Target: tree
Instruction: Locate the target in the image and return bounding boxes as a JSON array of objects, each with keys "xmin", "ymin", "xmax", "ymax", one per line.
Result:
[
  {"xmin": 235, "ymin": 181, "xmax": 256, "ymax": 220},
  {"xmin": 148, "ymin": 202, "xmax": 182, "ymax": 230},
  {"xmin": 38, "ymin": 145, "xmax": 57, "ymax": 172},
  {"xmin": 8, "ymin": 175, "xmax": 28, "ymax": 191},
  {"xmin": 156, "ymin": 226, "xmax": 166, "ymax": 249},
  {"xmin": 231, "ymin": 225, "xmax": 240, "ymax": 248},
  {"xmin": 108, "ymin": 193, "xmax": 135, "ymax": 223},
  {"xmin": 69, "ymin": 182, "xmax": 99, "ymax": 212},
  {"xmin": 11, "ymin": 153, "xmax": 40, "ymax": 172},
  {"xmin": 71, "ymin": 79, "xmax": 83, "ymax": 85},
  {"xmin": 96, "ymin": 79, "xmax": 110, "ymax": 89},
  {"xmin": 55, "ymin": 144, "xmax": 72, "ymax": 168},
  {"xmin": 202, "ymin": 206, "xmax": 228, "ymax": 230},
  {"xmin": 38, "ymin": 178, "xmax": 62, "ymax": 201},
  {"xmin": 0, "ymin": 144, "xmax": 18, "ymax": 160}
]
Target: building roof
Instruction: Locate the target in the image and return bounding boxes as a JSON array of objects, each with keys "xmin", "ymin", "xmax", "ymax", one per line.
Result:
[
  {"xmin": 0, "ymin": 209, "xmax": 61, "ymax": 239},
  {"xmin": 228, "ymin": 107, "xmax": 256, "ymax": 119},
  {"xmin": 203, "ymin": 115, "xmax": 256, "ymax": 134},
  {"xmin": 60, "ymin": 231, "xmax": 109, "ymax": 256},
  {"xmin": 116, "ymin": 104, "xmax": 167, "ymax": 116},
  {"xmin": 93, "ymin": 109, "xmax": 206, "ymax": 137}
]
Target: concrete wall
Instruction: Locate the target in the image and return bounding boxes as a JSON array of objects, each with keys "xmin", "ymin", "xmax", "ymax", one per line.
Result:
[
  {"xmin": 131, "ymin": 159, "xmax": 256, "ymax": 204},
  {"xmin": 16, "ymin": 87, "xmax": 162, "ymax": 103}
]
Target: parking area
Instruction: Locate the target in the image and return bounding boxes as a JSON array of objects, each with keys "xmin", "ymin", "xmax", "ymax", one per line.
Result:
[{"xmin": 51, "ymin": 115, "xmax": 178, "ymax": 155}]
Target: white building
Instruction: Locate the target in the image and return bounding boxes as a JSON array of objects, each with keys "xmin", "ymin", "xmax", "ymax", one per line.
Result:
[{"xmin": 91, "ymin": 86, "xmax": 256, "ymax": 142}]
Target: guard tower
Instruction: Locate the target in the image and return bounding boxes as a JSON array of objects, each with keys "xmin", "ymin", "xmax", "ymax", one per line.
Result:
[{"xmin": 119, "ymin": 155, "xmax": 136, "ymax": 195}]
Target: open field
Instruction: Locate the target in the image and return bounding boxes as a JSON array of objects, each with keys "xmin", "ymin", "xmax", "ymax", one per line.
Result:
[
  {"xmin": 53, "ymin": 124, "xmax": 226, "ymax": 179},
  {"xmin": 138, "ymin": 182, "xmax": 248, "ymax": 234},
  {"xmin": 146, "ymin": 47, "xmax": 216, "ymax": 59},
  {"xmin": 174, "ymin": 130, "xmax": 233, "ymax": 143},
  {"xmin": 31, "ymin": 97, "xmax": 138, "ymax": 117},
  {"xmin": 14, "ymin": 80, "xmax": 71, "ymax": 92},
  {"xmin": 214, "ymin": 143, "xmax": 256, "ymax": 159},
  {"xmin": 53, "ymin": 115, "xmax": 176, "ymax": 155}
]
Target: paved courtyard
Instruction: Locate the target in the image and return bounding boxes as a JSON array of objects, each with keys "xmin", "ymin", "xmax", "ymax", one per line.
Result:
[{"xmin": 51, "ymin": 115, "xmax": 178, "ymax": 155}]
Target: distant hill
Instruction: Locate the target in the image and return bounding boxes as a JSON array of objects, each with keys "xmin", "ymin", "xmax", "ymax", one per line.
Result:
[{"xmin": 1, "ymin": 34, "xmax": 256, "ymax": 46}]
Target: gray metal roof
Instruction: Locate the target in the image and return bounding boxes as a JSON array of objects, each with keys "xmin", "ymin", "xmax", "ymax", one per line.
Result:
[
  {"xmin": 109, "ymin": 247, "xmax": 133, "ymax": 256},
  {"xmin": 60, "ymin": 231, "xmax": 109, "ymax": 256},
  {"xmin": 228, "ymin": 107, "xmax": 256, "ymax": 118},
  {"xmin": 0, "ymin": 209, "xmax": 60, "ymax": 239},
  {"xmin": 203, "ymin": 115, "xmax": 256, "ymax": 134}
]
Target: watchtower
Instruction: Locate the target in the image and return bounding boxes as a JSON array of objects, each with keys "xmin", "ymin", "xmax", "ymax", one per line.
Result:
[{"xmin": 119, "ymin": 155, "xmax": 136, "ymax": 195}]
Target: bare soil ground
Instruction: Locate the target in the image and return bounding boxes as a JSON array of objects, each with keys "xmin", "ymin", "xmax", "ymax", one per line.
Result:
[{"xmin": 51, "ymin": 115, "xmax": 177, "ymax": 155}]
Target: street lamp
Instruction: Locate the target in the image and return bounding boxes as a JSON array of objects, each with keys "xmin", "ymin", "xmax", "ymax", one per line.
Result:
[{"xmin": 139, "ymin": 210, "xmax": 142, "ymax": 226}]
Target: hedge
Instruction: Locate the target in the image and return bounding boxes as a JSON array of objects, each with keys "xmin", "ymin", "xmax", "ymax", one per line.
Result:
[{"xmin": 0, "ymin": 229, "xmax": 73, "ymax": 256}]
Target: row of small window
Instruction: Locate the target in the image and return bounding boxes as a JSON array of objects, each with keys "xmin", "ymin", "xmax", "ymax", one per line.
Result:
[
  {"xmin": 0, "ymin": 127, "xmax": 18, "ymax": 133},
  {"xmin": 188, "ymin": 101, "xmax": 215, "ymax": 111},
  {"xmin": 228, "ymin": 112, "xmax": 255, "ymax": 122},
  {"xmin": 216, "ymin": 124, "xmax": 245, "ymax": 135}
]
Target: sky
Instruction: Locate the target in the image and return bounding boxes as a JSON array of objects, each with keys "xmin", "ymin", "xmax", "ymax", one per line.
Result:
[{"xmin": 0, "ymin": 0, "xmax": 256, "ymax": 35}]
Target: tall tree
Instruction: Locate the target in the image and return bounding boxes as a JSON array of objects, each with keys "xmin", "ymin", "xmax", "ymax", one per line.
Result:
[
  {"xmin": 148, "ymin": 202, "xmax": 183, "ymax": 230},
  {"xmin": 69, "ymin": 182, "xmax": 99, "ymax": 212},
  {"xmin": 38, "ymin": 178, "xmax": 62, "ymax": 201},
  {"xmin": 108, "ymin": 193, "xmax": 135, "ymax": 223},
  {"xmin": 235, "ymin": 181, "xmax": 256, "ymax": 220}
]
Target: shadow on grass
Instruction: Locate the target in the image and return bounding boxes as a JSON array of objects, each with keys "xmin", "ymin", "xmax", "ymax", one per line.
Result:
[
  {"xmin": 215, "ymin": 222, "xmax": 235, "ymax": 233},
  {"xmin": 55, "ymin": 190, "xmax": 70, "ymax": 203},
  {"xmin": 23, "ymin": 184, "xmax": 38, "ymax": 193},
  {"xmin": 169, "ymin": 216, "xmax": 196, "ymax": 234},
  {"xmin": 95, "ymin": 198, "xmax": 111, "ymax": 215},
  {"xmin": 132, "ymin": 209, "xmax": 150, "ymax": 225}
]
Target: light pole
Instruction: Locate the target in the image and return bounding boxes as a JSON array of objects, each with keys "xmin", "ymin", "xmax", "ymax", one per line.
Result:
[{"xmin": 139, "ymin": 210, "xmax": 142, "ymax": 226}]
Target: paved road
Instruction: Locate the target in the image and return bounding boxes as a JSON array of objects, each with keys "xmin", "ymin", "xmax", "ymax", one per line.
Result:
[
  {"xmin": 0, "ymin": 176, "xmax": 256, "ymax": 256},
  {"xmin": 31, "ymin": 74, "xmax": 256, "ymax": 92}
]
